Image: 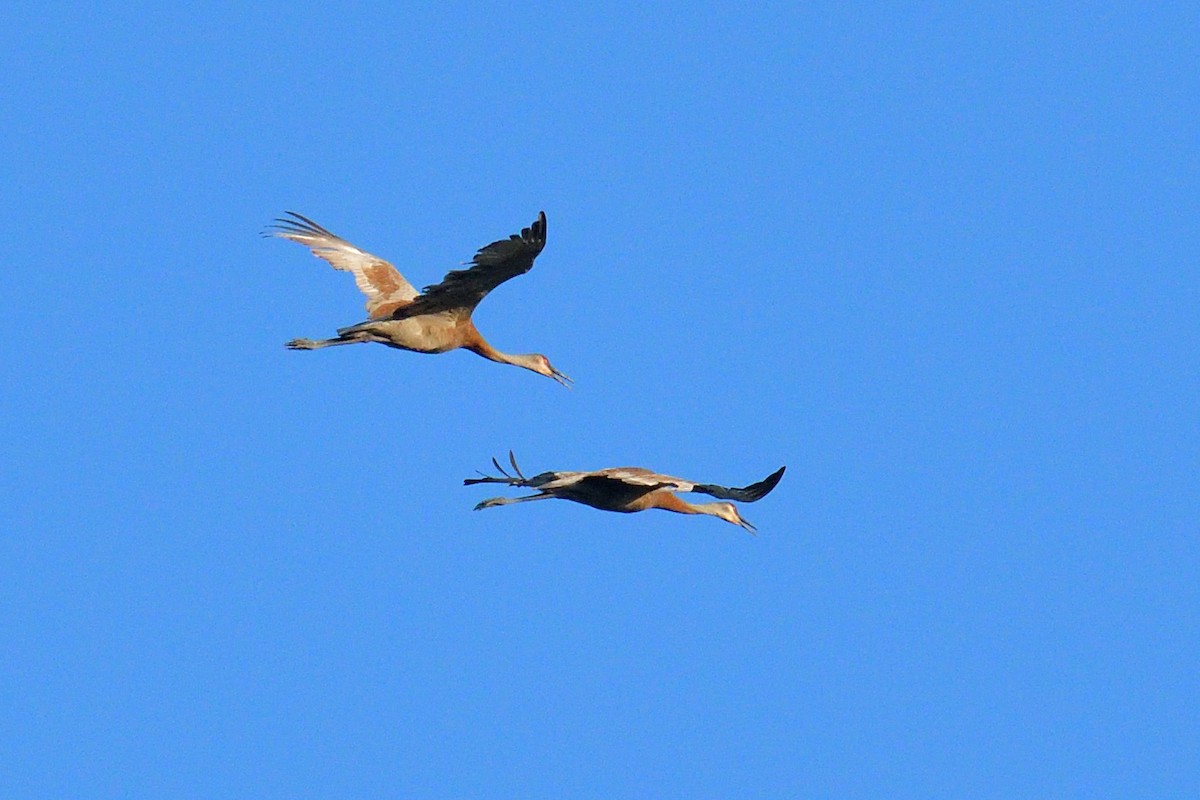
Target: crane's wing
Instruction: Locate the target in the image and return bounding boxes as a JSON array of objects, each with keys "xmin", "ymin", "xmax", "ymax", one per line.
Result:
[
  {"xmin": 462, "ymin": 460, "xmax": 663, "ymax": 504},
  {"xmin": 591, "ymin": 465, "xmax": 787, "ymax": 503},
  {"xmin": 689, "ymin": 466, "xmax": 786, "ymax": 502},
  {"xmin": 389, "ymin": 211, "xmax": 547, "ymax": 320},
  {"xmin": 267, "ymin": 212, "xmax": 419, "ymax": 319}
]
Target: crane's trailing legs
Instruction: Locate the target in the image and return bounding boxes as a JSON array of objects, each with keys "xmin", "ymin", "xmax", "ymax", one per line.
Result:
[
  {"xmin": 286, "ymin": 333, "xmax": 369, "ymax": 350},
  {"xmin": 474, "ymin": 494, "xmax": 553, "ymax": 510}
]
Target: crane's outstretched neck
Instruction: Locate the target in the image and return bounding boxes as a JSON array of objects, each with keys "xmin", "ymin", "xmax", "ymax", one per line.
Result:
[
  {"xmin": 463, "ymin": 333, "xmax": 533, "ymax": 369},
  {"xmin": 644, "ymin": 493, "xmax": 757, "ymax": 534},
  {"xmin": 494, "ymin": 350, "xmax": 547, "ymax": 374},
  {"xmin": 463, "ymin": 330, "xmax": 571, "ymax": 387}
]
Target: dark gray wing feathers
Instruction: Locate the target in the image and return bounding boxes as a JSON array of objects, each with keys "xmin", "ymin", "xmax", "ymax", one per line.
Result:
[
  {"xmin": 693, "ymin": 466, "xmax": 786, "ymax": 503},
  {"xmin": 390, "ymin": 211, "xmax": 547, "ymax": 319}
]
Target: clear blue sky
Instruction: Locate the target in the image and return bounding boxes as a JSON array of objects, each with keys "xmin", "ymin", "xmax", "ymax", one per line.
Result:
[{"xmin": 2, "ymin": 3, "xmax": 1197, "ymax": 797}]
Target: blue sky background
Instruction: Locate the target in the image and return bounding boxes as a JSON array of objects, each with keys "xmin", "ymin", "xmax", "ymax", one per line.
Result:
[{"xmin": 2, "ymin": 3, "xmax": 1197, "ymax": 797}]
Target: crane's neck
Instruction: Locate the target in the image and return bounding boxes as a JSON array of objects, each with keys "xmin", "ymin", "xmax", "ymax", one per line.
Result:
[
  {"xmin": 497, "ymin": 351, "xmax": 545, "ymax": 372},
  {"xmin": 465, "ymin": 335, "xmax": 542, "ymax": 374},
  {"xmin": 689, "ymin": 502, "xmax": 736, "ymax": 519},
  {"xmin": 639, "ymin": 492, "xmax": 753, "ymax": 533},
  {"xmin": 643, "ymin": 493, "xmax": 722, "ymax": 518}
]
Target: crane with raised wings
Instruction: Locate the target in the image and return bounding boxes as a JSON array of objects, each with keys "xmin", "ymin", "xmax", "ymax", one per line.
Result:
[
  {"xmin": 466, "ymin": 453, "xmax": 785, "ymax": 534},
  {"xmin": 266, "ymin": 211, "xmax": 571, "ymax": 387}
]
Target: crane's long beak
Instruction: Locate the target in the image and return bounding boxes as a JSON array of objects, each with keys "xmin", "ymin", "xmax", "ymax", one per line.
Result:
[
  {"xmin": 737, "ymin": 515, "xmax": 758, "ymax": 535},
  {"xmin": 551, "ymin": 366, "xmax": 574, "ymax": 389}
]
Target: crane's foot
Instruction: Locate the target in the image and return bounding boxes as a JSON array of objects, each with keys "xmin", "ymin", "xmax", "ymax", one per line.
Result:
[
  {"xmin": 286, "ymin": 338, "xmax": 320, "ymax": 350},
  {"xmin": 473, "ymin": 497, "xmax": 507, "ymax": 510}
]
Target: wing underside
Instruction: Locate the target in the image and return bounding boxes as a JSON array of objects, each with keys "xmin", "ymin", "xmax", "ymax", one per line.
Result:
[{"xmin": 268, "ymin": 212, "xmax": 418, "ymax": 318}]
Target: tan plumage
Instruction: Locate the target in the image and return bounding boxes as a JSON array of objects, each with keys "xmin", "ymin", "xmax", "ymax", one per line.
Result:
[
  {"xmin": 466, "ymin": 452, "xmax": 786, "ymax": 534},
  {"xmin": 266, "ymin": 211, "xmax": 571, "ymax": 387}
]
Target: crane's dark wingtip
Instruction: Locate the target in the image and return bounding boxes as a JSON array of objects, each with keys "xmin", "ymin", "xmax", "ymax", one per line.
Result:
[
  {"xmin": 692, "ymin": 465, "xmax": 785, "ymax": 503},
  {"xmin": 529, "ymin": 211, "xmax": 547, "ymax": 242},
  {"xmin": 752, "ymin": 466, "xmax": 786, "ymax": 500},
  {"xmin": 268, "ymin": 211, "xmax": 333, "ymax": 238}
]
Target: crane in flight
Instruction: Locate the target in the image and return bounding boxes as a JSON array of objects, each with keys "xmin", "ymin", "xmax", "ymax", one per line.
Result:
[
  {"xmin": 266, "ymin": 211, "xmax": 571, "ymax": 387},
  {"xmin": 466, "ymin": 452, "xmax": 785, "ymax": 534}
]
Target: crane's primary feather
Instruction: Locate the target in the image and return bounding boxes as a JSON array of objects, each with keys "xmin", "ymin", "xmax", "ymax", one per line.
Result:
[
  {"xmin": 388, "ymin": 211, "xmax": 547, "ymax": 320},
  {"xmin": 692, "ymin": 466, "xmax": 786, "ymax": 502},
  {"xmin": 267, "ymin": 212, "xmax": 418, "ymax": 318}
]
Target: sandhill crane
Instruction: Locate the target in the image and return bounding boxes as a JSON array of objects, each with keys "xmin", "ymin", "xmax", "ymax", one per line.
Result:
[
  {"xmin": 466, "ymin": 453, "xmax": 785, "ymax": 534},
  {"xmin": 266, "ymin": 211, "xmax": 571, "ymax": 387}
]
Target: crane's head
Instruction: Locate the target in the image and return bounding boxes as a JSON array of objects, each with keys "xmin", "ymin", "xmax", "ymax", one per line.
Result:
[
  {"xmin": 531, "ymin": 354, "xmax": 573, "ymax": 388},
  {"xmin": 713, "ymin": 502, "xmax": 757, "ymax": 535}
]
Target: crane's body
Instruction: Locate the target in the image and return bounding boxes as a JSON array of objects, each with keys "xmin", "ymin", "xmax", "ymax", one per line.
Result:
[
  {"xmin": 466, "ymin": 454, "xmax": 785, "ymax": 534},
  {"xmin": 267, "ymin": 211, "xmax": 571, "ymax": 386},
  {"xmin": 287, "ymin": 311, "xmax": 463, "ymax": 354}
]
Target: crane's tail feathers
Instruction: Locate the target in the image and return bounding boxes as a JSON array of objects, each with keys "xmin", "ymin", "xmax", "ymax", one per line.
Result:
[{"xmin": 695, "ymin": 466, "xmax": 786, "ymax": 503}]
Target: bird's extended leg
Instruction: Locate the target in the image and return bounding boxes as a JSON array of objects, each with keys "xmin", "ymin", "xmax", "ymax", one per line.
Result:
[
  {"xmin": 286, "ymin": 332, "xmax": 370, "ymax": 350},
  {"xmin": 473, "ymin": 493, "xmax": 553, "ymax": 511}
]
